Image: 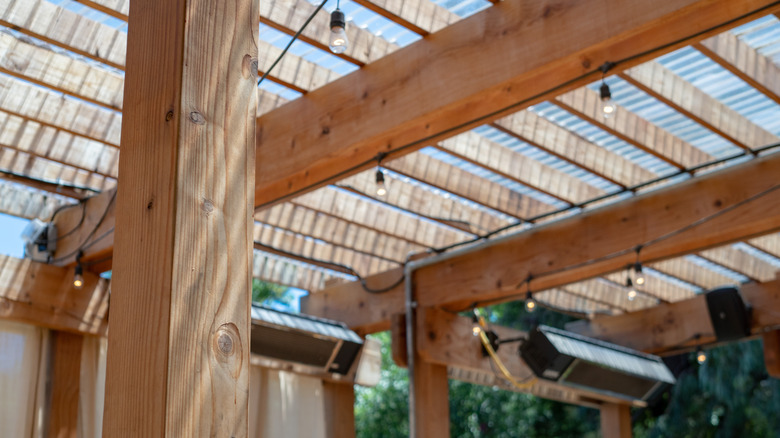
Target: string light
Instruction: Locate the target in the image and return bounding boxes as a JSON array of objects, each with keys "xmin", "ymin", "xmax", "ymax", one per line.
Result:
[
  {"xmin": 634, "ymin": 262, "xmax": 645, "ymax": 286},
  {"xmin": 626, "ymin": 276, "xmax": 637, "ymax": 301},
  {"xmin": 696, "ymin": 346, "xmax": 707, "ymax": 364},
  {"xmin": 472, "ymin": 312, "xmax": 481, "ymax": 336},
  {"xmin": 524, "ymin": 291, "xmax": 537, "ymax": 313},
  {"xmin": 329, "ymin": 1, "xmax": 348, "ymax": 54},
  {"xmin": 599, "ymin": 63, "xmax": 616, "ymax": 119},
  {"xmin": 375, "ymin": 169, "xmax": 387, "ymax": 197},
  {"xmin": 73, "ymin": 251, "xmax": 84, "ymax": 289}
]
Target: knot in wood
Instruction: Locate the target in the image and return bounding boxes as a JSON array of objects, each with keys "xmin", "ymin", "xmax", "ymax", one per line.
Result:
[
  {"xmin": 213, "ymin": 323, "xmax": 242, "ymax": 366},
  {"xmin": 165, "ymin": 110, "xmax": 174, "ymax": 121},
  {"xmin": 218, "ymin": 333, "xmax": 233, "ymax": 355},
  {"xmin": 202, "ymin": 198, "xmax": 214, "ymax": 214},
  {"xmin": 189, "ymin": 111, "xmax": 206, "ymax": 125},
  {"xmin": 242, "ymin": 54, "xmax": 258, "ymax": 79}
]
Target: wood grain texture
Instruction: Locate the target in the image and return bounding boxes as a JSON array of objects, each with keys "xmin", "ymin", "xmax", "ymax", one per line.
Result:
[
  {"xmin": 102, "ymin": 0, "xmax": 257, "ymax": 436},
  {"xmin": 304, "ymin": 152, "xmax": 780, "ymax": 331},
  {"xmin": 567, "ymin": 277, "xmax": 780, "ymax": 354},
  {"xmin": 0, "ymin": 254, "xmax": 108, "ymax": 335},
  {"xmin": 601, "ymin": 404, "xmax": 633, "ymax": 438},
  {"xmin": 413, "ymin": 357, "xmax": 450, "ymax": 438},
  {"xmin": 48, "ymin": 331, "xmax": 83, "ymax": 438},
  {"xmin": 323, "ymin": 381, "xmax": 356, "ymax": 438},
  {"xmin": 762, "ymin": 329, "xmax": 780, "ymax": 378},
  {"xmin": 254, "ymin": 0, "xmax": 778, "ymax": 208}
]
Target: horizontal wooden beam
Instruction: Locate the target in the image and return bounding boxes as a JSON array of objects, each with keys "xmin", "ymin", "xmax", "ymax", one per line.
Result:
[
  {"xmin": 254, "ymin": 0, "xmax": 778, "ymax": 209},
  {"xmin": 0, "ymin": 254, "xmax": 108, "ymax": 335},
  {"xmin": 302, "ymin": 152, "xmax": 780, "ymax": 332},
  {"xmin": 566, "ymin": 275, "xmax": 780, "ymax": 354},
  {"xmin": 415, "ymin": 307, "xmax": 635, "ymax": 407}
]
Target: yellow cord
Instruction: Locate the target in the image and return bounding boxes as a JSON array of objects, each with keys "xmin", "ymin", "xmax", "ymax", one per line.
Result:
[{"xmin": 475, "ymin": 315, "xmax": 537, "ymax": 390}]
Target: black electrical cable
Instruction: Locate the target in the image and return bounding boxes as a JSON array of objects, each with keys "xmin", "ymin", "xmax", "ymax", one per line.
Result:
[
  {"xmin": 254, "ymin": 0, "xmax": 780, "ymax": 212},
  {"xmin": 49, "ymin": 189, "xmax": 117, "ymax": 263},
  {"xmin": 257, "ymin": 0, "xmax": 330, "ymax": 87},
  {"xmin": 458, "ymin": 180, "xmax": 780, "ymax": 310},
  {"xmin": 0, "ymin": 169, "xmax": 100, "ymax": 194}
]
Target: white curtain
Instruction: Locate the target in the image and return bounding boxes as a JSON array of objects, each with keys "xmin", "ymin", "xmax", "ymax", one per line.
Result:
[
  {"xmin": 249, "ymin": 366, "xmax": 327, "ymax": 438},
  {"xmin": 0, "ymin": 319, "xmax": 48, "ymax": 438}
]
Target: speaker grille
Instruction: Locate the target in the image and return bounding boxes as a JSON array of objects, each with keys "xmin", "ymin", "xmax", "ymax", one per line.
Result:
[{"xmin": 563, "ymin": 361, "xmax": 659, "ymax": 400}]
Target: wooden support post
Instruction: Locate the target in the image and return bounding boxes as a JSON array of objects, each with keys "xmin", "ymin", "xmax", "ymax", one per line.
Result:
[
  {"xmin": 323, "ymin": 381, "xmax": 356, "ymax": 438},
  {"xmin": 600, "ymin": 403, "xmax": 632, "ymax": 438},
  {"xmin": 762, "ymin": 330, "xmax": 780, "ymax": 378},
  {"xmin": 48, "ymin": 331, "xmax": 83, "ymax": 438},
  {"xmin": 102, "ymin": 0, "xmax": 257, "ymax": 436},
  {"xmin": 413, "ymin": 358, "xmax": 450, "ymax": 438}
]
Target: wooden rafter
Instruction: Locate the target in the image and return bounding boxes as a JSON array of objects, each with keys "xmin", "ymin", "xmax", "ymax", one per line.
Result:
[{"xmin": 303, "ymin": 152, "xmax": 780, "ymax": 331}]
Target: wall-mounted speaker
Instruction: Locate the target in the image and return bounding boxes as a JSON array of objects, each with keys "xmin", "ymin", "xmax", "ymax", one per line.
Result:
[{"xmin": 705, "ymin": 286, "xmax": 751, "ymax": 341}]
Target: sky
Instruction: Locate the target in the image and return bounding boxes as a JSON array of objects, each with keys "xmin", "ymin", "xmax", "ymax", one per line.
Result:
[{"xmin": 0, "ymin": 213, "xmax": 28, "ymax": 258}]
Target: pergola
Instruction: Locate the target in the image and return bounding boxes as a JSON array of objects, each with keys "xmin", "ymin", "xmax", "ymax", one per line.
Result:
[{"xmin": 1, "ymin": 0, "xmax": 780, "ymax": 436}]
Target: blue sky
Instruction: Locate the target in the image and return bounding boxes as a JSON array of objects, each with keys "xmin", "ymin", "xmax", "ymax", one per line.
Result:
[{"xmin": 0, "ymin": 213, "xmax": 27, "ymax": 258}]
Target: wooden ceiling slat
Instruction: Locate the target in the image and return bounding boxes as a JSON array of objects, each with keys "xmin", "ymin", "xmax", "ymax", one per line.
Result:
[
  {"xmin": 748, "ymin": 234, "xmax": 780, "ymax": 258},
  {"xmin": 0, "ymin": 32, "xmax": 124, "ymax": 111},
  {"xmin": 0, "ymin": 76, "xmax": 121, "ymax": 147},
  {"xmin": 73, "ymin": 0, "xmax": 129, "ymax": 20},
  {"xmin": 622, "ymin": 62, "xmax": 780, "ymax": 151},
  {"xmin": 534, "ymin": 289, "xmax": 617, "ymax": 316},
  {"xmin": 0, "ymin": 147, "xmax": 113, "ymax": 193},
  {"xmin": 697, "ymin": 31, "xmax": 780, "ymax": 105},
  {"xmin": 338, "ymin": 169, "xmax": 513, "ymax": 235},
  {"xmin": 564, "ymin": 278, "xmax": 657, "ymax": 312},
  {"xmin": 438, "ymin": 132, "xmax": 603, "ymax": 204},
  {"xmin": 649, "ymin": 257, "xmax": 736, "ymax": 290},
  {"xmin": 259, "ymin": 40, "xmax": 339, "ymax": 93},
  {"xmin": 0, "ymin": 180, "xmax": 71, "ymax": 219},
  {"xmin": 252, "ymin": 250, "xmax": 331, "ymax": 292},
  {"xmin": 384, "ymin": 152, "xmax": 557, "ymax": 220},
  {"xmin": 256, "ymin": 203, "xmax": 419, "ymax": 264},
  {"xmin": 494, "ymin": 111, "xmax": 656, "ymax": 188},
  {"xmin": 259, "ymin": 0, "xmax": 395, "ymax": 66},
  {"xmin": 0, "ymin": 110, "xmax": 120, "ymax": 177},
  {"xmin": 699, "ymin": 246, "xmax": 778, "ymax": 282},
  {"xmin": 0, "ymin": 0, "xmax": 126, "ymax": 70},
  {"xmin": 353, "ymin": 0, "xmax": 458, "ymax": 35},
  {"xmin": 555, "ymin": 87, "xmax": 711, "ymax": 169},
  {"xmin": 602, "ymin": 271, "xmax": 695, "ymax": 303},
  {"xmin": 292, "ymin": 187, "xmax": 469, "ymax": 249}
]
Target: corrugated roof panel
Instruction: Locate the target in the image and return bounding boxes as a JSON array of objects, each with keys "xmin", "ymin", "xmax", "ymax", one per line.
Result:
[
  {"xmin": 685, "ymin": 254, "xmax": 750, "ymax": 285},
  {"xmin": 606, "ymin": 78, "xmax": 742, "ymax": 159}
]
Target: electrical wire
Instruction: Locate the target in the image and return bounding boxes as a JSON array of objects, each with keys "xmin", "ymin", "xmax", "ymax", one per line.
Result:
[
  {"xmin": 257, "ymin": 0, "xmax": 330, "ymax": 87},
  {"xmin": 49, "ymin": 189, "xmax": 118, "ymax": 264},
  {"xmin": 0, "ymin": 169, "xmax": 100, "ymax": 195},
  {"xmin": 474, "ymin": 312, "xmax": 537, "ymax": 390},
  {"xmin": 254, "ymin": 0, "xmax": 780, "ymax": 211}
]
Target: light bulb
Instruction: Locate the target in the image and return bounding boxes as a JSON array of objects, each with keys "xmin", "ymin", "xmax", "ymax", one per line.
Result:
[
  {"xmin": 375, "ymin": 169, "xmax": 387, "ymax": 197},
  {"xmin": 600, "ymin": 82, "xmax": 616, "ymax": 119},
  {"xmin": 73, "ymin": 264, "xmax": 84, "ymax": 289},
  {"xmin": 626, "ymin": 277, "xmax": 636, "ymax": 301},
  {"xmin": 472, "ymin": 325, "xmax": 481, "ymax": 336},
  {"xmin": 525, "ymin": 291, "xmax": 537, "ymax": 313},
  {"xmin": 634, "ymin": 262, "xmax": 645, "ymax": 286},
  {"xmin": 696, "ymin": 348, "xmax": 707, "ymax": 364},
  {"xmin": 329, "ymin": 9, "xmax": 348, "ymax": 54}
]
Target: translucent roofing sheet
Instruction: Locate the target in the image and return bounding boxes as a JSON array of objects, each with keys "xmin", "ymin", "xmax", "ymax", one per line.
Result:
[
  {"xmin": 475, "ymin": 125, "xmax": 621, "ymax": 193},
  {"xmin": 419, "ymin": 147, "xmax": 570, "ymax": 210},
  {"xmin": 733, "ymin": 15, "xmax": 780, "ymax": 63},
  {"xmin": 430, "ymin": 0, "xmax": 491, "ymax": 17},
  {"xmin": 531, "ymin": 102, "xmax": 679, "ymax": 177},
  {"xmin": 596, "ymin": 78, "xmax": 742, "ymax": 159},
  {"xmin": 657, "ymin": 46, "xmax": 780, "ymax": 138},
  {"xmin": 327, "ymin": 1, "xmax": 421, "ymax": 46}
]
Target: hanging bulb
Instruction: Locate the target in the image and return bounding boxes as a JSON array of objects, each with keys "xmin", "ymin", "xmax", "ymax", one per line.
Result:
[
  {"xmin": 634, "ymin": 262, "xmax": 645, "ymax": 286},
  {"xmin": 525, "ymin": 291, "xmax": 537, "ymax": 313},
  {"xmin": 375, "ymin": 169, "xmax": 387, "ymax": 197},
  {"xmin": 600, "ymin": 82, "xmax": 616, "ymax": 119},
  {"xmin": 73, "ymin": 264, "xmax": 84, "ymax": 289},
  {"xmin": 471, "ymin": 313, "xmax": 481, "ymax": 336},
  {"xmin": 696, "ymin": 347, "xmax": 707, "ymax": 364},
  {"xmin": 329, "ymin": 9, "xmax": 348, "ymax": 54},
  {"xmin": 626, "ymin": 277, "xmax": 637, "ymax": 301}
]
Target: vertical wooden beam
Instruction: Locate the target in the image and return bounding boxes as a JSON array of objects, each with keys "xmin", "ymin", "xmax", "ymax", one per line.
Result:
[
  {"xmin": 600, "ymin": 403, "xmax": 632, "ymax": 438},
  {"xmin": 323, "ymin": 381, "xmax": 356, "ymax": 438},
  {"xmin": 48, "ymin": 331, "xmax": 83, "ymax": 438},
  {"xmin": 762, "ymin": 330, "xmax": 780, "ymax": 378},
  {"xmin": 413, "ymin": 358, "xmax": 450, "ymax": 437},
  {"xmin": 102, "ymin": 0, "xmax": 257, "ymax": 436}
]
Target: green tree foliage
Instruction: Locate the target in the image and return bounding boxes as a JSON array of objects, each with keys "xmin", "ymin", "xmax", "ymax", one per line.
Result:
[
  {"xmin": 355, "ymin": 301, "xmax": 780, "ymax": 437},
  {"xmin": 251, "ymin": 279, "xmax": 290, "ymax": 306}
]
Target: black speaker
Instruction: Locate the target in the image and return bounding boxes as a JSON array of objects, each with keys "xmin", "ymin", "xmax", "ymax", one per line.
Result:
[{"xmin": 705, "ymin": 286, "xmax": 751, "ymax": 341}]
